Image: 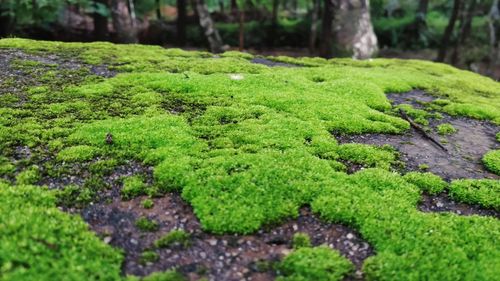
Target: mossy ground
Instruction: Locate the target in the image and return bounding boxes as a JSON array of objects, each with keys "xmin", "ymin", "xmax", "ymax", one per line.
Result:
[{"xmin": 0, "ymin": 39, "xmax": 499, "ymax": 281}]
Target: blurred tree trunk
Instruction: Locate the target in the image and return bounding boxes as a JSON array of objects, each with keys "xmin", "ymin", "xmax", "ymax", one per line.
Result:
[
  {"xmin": 269, "ymin": 0, "xmax": 279, "ymax": 47},
  {"xmin": 111, "ymin": 0, "xmax": 137, "ymax": 43},
  {"xmin": 309, "ymin": 0, "xmax": 320, "ymax": 53},
  {"xmin": 451, "ymin": 0, "xmax": 477, "ymax": 65},
  {"xmin": 0, "ymin": 5, "xmax": 11, "ymax": 37},
  {"xmin": 219, "ymin": 0, "xmax": 225, "ymax": 13},
  {"xmin": 93, "ymin": 0, "xmax": 108, "ymax": 41},
  {"xmin": 319, "ymin": 0, "xmax": 334, "ymax": 58},
  {"xmin": 156, "ymin": 0, "xmax": 162, "ymax": 19},
  {"xmin": 231, "ymin": 0, "xmax": 238, "ymax": 22},
  {"xmin": 177, "ymin": 0, "xmax": 187, "ymax": 46},
  {"xmin": 239, "ymin": 6, "xmax": 245, "ymax": 51},
  {"xmin": 437, "ymin": 0, "xmax": 461, "ymax": 62},
  {"xmin": 334, "ymin": 0, "xmax": 378, "ymax": 59},
  {"xmin": 194, "ymin": 0, "xmax": 224, "ymax": 53},
  {"xmin": 415, "ymin": 0, "xmax": 429, "ymax": 41},
  {"xmin": 489, "ymin": 0, "xmax": 500, "ymax": 67}
]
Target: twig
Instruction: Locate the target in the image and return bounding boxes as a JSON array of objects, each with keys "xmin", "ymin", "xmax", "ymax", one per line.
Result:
[{"xmin": 399, "ymin": 109, "xmax": 448, "ymax": 152}]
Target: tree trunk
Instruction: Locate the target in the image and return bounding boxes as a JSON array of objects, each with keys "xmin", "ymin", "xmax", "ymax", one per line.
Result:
[
  {"xmin": 239, "ymin": 7, "xmax": 245, "ymax": 51},
  {"xmin": 489, "ymin": 0, "xmax": 500, "ymax": 66},
  {"xmin": 219, "ymin": 0, "xmax": 225, "ymax": 13},
  {"xmin": 451, "ymin": 0, "xmax": 476, "ymax": 65},
  {"xmin": 269, "ymin": 0, "xmax": 279, "ymax": 47},
  {"xmin": 415, "ymin": 0, "xmax": 429, "ymax": 41},
  {"xmin": 437, "ymin": 0, "xmax": 461, "ymax": 62},
  {"xmin": 156, "ymin": 0, "xmax": 162, "ymax": 19},
  {"xmin": 177, "ymin": 0, "xmax": 187, "ymax": 46},
  {"xmin": 334, "ymin": 0, "xmax": 378, "ymax": 59},
  {"xmin": 111, "ymin": 0, "xmax": 137, "ymax": 43},
  {"xmin": 194, "ymin": 0, "xmax": 224, "ymax": 53},
  {"xmin": 319, "ymin": 0, "xmax": 334, "ymax": 58},
  {"xmin": 93, "ymin": 0, "xmax": 109, "ymax": 41},
  {"xmin": 309, "ymin": 0, "xmax": 321, "ymax": 54},
  {"xmin": 231, "ymin": 0, "xmax": 238, "ymax": 22}
]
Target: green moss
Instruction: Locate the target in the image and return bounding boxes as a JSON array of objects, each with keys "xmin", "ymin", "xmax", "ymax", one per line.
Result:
[
  {"xmin": 277, "ymin": 246, "xmax": 353, "ymax": 281},
  {"xmin": 141, "ymin": 270, "xmax": 185, "ymax": 281},
  {"xmin": 335, "ymin": 143, "xmax": 397, "ymax": 170},
  {"xmin": 141, "ymin": 198, "xmax": 154, "ymax": 209},
  {"xmin": 0, "ymin": 183, "xmax": 123, "ymax": 280},
  {"xmin": 121, "ymin": 176, "xmax": 146, "ymax": 200},
  {"xmin": 57, "ymin": 145, "xmax": 99, "ymax": 162},
  {"xmin": 292, "ymin": 233, "xmax": 312, "ymax": 249},
  {"xmin": 16, "ymin": 166, "xmax": 40, "ymax": 185},
  {"xmin": 140, "ymin": 251, "xmax": 159, "ymax": 264},
  {"xmin": 221, "ymin": 51, "xmax": 254, "ymax": 60},
  {"xmin": 449, "ymin": 179, "xmax": 500, "ymax": 210},
  {"xmin": 89, "ymin": 159, "xmax": 118, "ymax": 175},
  {"xmin": 403, "ymin": 172, "xmax": 447, "ymax": 194},
  {"xmin": 313, "ymin": 169, "xmax": 500, "ymax": 280},
  {"xmin": 482, "ymin": 150, "xmax": 500, "ymax": 175},
  {"xmin": 154, "ymin": 229, "xmax": 191, "ymax": 248},
  {"xmin": 418, "ymin": 164, "xmax": 430, "ymax": 171},
  {"xmin": 1, "ymin": 39, "xmax": 500, "ymax": 280},
  {"xmin": 135, "ymin": 217, "xmax": 159, "ymax": 232},
  {"xmin": 397, "ymin": 104, "xmax": 435, "ymax": 126},
  {"xmin": 437, "ymin": 123, "xmax": 457, "ymax": 135}
]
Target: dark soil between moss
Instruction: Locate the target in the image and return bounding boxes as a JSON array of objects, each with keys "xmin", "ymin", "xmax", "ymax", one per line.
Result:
[
  {"xmin": 82, "ymin": 193, "xmax": 373, "ymax": 281},
  {"xmin": 419, "ymin": 192, "xmax": 499, "ymax": 218},
  {"xmin": 250, "ymin": 57, "xmax": 299, "ymax": 68},
  {"xmin": 336, "ymin": 90, "xmax": 500, "ymax": 181}
]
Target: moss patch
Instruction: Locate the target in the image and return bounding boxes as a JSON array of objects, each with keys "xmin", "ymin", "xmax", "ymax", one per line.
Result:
[
  {"xmin": 449, "ymin": 179, "xmax": 500, "ymax": 210},
  {"xmin": 482, "ymin": 150, "xmax": 500, "ymax": 175},
  {"xmin": 277, "ymin": 246, "xmax": 353, "ymax": 281},
  {"xmin": 437, "ymin": 123, "xmax": 457, "ymax": 135},
  {"xmin": 1, "ymin": 39, "xmax": 500, "ymax": 280},
  {"xmin": 0, "ymin": 183, "xmax": 122, "ymax": 281}
]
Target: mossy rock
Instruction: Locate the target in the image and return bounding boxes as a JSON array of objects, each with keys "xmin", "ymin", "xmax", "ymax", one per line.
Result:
[{"xmin": 0, "ymin": 39, "xmax": 499, "ymax": 281}]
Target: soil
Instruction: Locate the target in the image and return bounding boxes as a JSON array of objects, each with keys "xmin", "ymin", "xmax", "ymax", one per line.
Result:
[
  {"xmin": 82, "ymin": 193, "xmax": 373, "ymax": 281},
  {"xmin": 250, "ymin": 57, "xmax": 298, "ymax": 68},
  {"xmin": 0, "ymin": 49, "xmax": 114, "ymax": 92},
  {"xmin": 336, "ymin": 90, "xmax": 500, "ymax": 220},
  {"xmin": 419, "ymin": 192, "xmax": 499, "ymax": 218},
  {"xmin": 336, "ymin": 90, "xmax": 500, "ymax": 181}
]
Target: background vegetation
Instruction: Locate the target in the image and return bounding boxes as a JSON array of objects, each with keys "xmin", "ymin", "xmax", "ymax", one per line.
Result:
[{"xmin": 1, "ymin": 0, "xmax": 500, "ymax": 78}]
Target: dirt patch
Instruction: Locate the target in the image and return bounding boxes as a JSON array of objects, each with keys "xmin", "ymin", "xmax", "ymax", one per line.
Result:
[
  {"xmin": 336, "ymin": 90, "xmax": 500, "ymax": 181},
  {"xmin": 0, "ymin": 49, "xmax": 115, "ymax": 95},
  {"xmin": 82, "ymin": 194, "xmax": 373, "ymax": 281},
  {"xmin": 251, "ymin": 57, "xmax": 299, "ymax": 68},
  {"xmin": 419, "ymin": 192, "xmax": 499, "ymax": 218}
]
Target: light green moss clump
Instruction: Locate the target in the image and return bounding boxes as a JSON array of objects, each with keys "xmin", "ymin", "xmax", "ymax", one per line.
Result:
[
  {"xmin": 0, "ymin": 183, "xmax": 123, "ymax": 280},
  {"xmin": 16, "ymin": 166, "xmax": 40, "ymax": 185},
  {"xmin": 141, "ymin": 198, "xmax": 154, "ymax": 209},
  {"xmin": 292, "ymin": 233, "xmax": 312, "ymax": 249},
  {"xmin": 482, "ymin": 150, "xmax": 500, "ymax": 175},
  {"xmin": 154, "ymin": 229, "xmax": 191, "ymax": 248},
  {"xmin": 403, "ymin": 172, "xmax": 447, "ymax": 194},
  {"xmin": 121, "ymin": 176, "xmax": 146, "ymax": 200},
  {"xmin": 135, "ymin": 217, "xmax": 159, "ymax": 232},
  {"xmin": 57, "ymin": 145, "xmax": 99, "ymax": 162},
  {"xmin": 140, "ymin": 251, "xmax": 159, "ymax": 264},
  {"xmin": 141, "ymin": 270, "xmax": 185, "ymax": 281},
  {"xmin": 449, "ymin": 179, "xmax": 500, "ymax": 210},
  {"xmin": 437, "ymin": 123, "xmax": 457, "ymax": 135},
  {"xmin": 277, "ymin": 246, "xmax": 354, "ymax": 281}
]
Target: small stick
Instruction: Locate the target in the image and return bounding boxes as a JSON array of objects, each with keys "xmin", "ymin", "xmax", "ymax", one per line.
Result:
[{"xmin": 399, "ymin": 109, "xmax": 448, "ymax": 152}]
